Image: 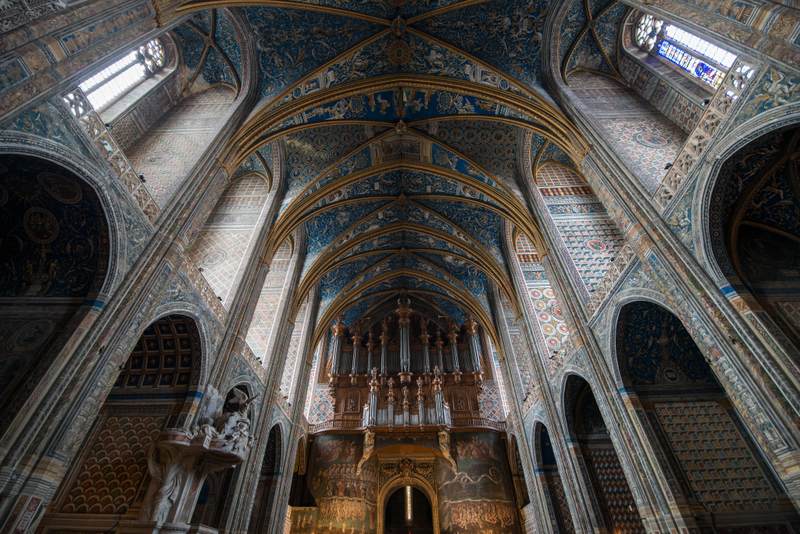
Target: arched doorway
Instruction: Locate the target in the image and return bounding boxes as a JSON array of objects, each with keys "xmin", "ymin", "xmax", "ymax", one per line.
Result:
[
  {"xmin": 384, "ymin": 486, "xmax": 434, "ymax": 534},
  {"xmin": 615, "ymin": 300, "xmax": 799, "ymax": 529},
  {"xmin": 42, "ymin": 314, "xmax": 202, "ymax": 528},
  {"xmin": 533, "ymin": 423, "xmax": 574, "ymax": 534},
  {"xmin": 247, "ymin": 424, "xmax": 282, "ymax": 533},
  {"xmin": 0, "ymin": 154, "xmax": 110, "ymax": 435},
  {"xmin": 563, "ymin": 375, "xmax": 644, "ymax": 532},
  {"xmin": 708, "ymin": 126, "xmax": 800, "ymax": 356}
]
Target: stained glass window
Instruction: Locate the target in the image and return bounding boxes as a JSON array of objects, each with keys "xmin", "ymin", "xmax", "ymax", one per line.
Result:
[
  {"xmin": 78, "ymin": 38, "xmax": 166, "ymax": 111},
  {"xmin": 634, "ymin": 13, "xmax": 735, "ymax": 89}
]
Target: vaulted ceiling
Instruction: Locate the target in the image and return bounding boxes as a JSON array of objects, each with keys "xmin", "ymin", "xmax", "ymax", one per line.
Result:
[{"xmin": 175, "ymin": 0, "xmax": 593, "ymax": 343}]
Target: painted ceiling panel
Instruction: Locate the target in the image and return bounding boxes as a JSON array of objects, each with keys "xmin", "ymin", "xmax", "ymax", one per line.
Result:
[
  {"xmin": 172, "ymin": 23, "xmax": 205, "ymax": 70},
  {"xmin": 245, "ymin": 6, "xmax": 383, "ymax": 100},
  {"xmin": 416, "ymin": 251, "xmax": 488, "ymax": 296},
  {"xmin": 595, "ymin": 2, "xmax": 627, "ymax": 58},
  {"xmin": 539, "ymin": 142, "xmax": 574, "ymax": 168},
  {"xmin": 415, "ymin": 199, "xmax": 504, "ymax": 261},
  {"xmin": 198, "ymin": 0, "xmax": 596, "ymax": 339},
  {"xmin": 419, "ymin": 120, "xmax": 522, "ymax": 197},
  {"xmin": 318, "ymin": 253, "xmax": 392, "ymax": 301},
  {"xmin": 275, "ymin": 0, "xmax": 394, "ymax": 19},
  {"xmin": 305, "ymin": 199, "xmax": 392, "ymax": 258},
  {"xmin": 267, "ymin": 87, "xmax": 534, "ymax": 139},
  {"xmin": 413, "ymin": 0, "xmax": 548, "ymax": 89},
  {"xmin": 308, "ymin": 169, "xmax": 498, "ymax": 213},
  {"xmin": 284, "ymin": 124, "xmax": 376, "ymax": 201},
  {"xmin": 215, "ymin": 10, "xmax": 243, "ymax": 77},
  {"xmin": 559, "ymin": 0, "xmax": 587, "ymax": 60}
]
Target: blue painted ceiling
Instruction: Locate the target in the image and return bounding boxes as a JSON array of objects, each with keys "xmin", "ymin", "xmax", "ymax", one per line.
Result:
[{"xmin": 174, "ymin": 0, "xmax": 595, "ymax": 332}]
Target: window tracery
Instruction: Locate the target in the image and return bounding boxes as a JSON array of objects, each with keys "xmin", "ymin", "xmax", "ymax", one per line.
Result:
[
  {"xmin": 77, "ymin": 38, "xmax": 166, "ymax": 112},
  {"xmin": 634, "ymin": 13, "xmax": 735, "ymax": 89}
]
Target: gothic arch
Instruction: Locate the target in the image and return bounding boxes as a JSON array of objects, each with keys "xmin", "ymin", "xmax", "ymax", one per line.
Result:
[
  {"xmin": 0, "ymin": 138, "xmax": 126, "ymax": 294},
  {"xmin": 376, "ymin": 474, "xmax": 440, "ymax": 534},
  {"xmin": 561, "ymin": 373, "xmax": 645, "ymax": 532},
  {"xmin": 695, "ymin": 113, "xmax": 800, "ymax": 366},
  {"xmin": 147, "ymin": 303, "xmax": 216, "ymax": 391},
  {"xmin": 531, "ymin": 421, "xmax": 575, "ymax": 534},
  {"xmin": 0, "ymin": 151, "xmax": 114, "ymax": 442},
  {"xmin": 696, "ymin": 108, "xmax": 800, "ymax": 284},
  {"xmin": 247, "ymin": 423, "xmax": 284, "ymax": 534},
  {"xmin": 612, "ymin": 299, "xmax": 800, "ymax": 528},
  {"xmin": 42, "ymin": 314, "xmax": 204, "ymax": 529}
]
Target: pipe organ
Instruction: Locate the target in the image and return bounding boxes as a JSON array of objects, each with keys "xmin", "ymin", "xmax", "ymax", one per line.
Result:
[{"xmin": 323, "ymin": 300, "xmax": 492, "ymax": 431}]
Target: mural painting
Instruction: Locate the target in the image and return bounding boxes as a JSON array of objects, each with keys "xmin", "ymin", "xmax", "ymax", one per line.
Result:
[{"xmin": 436, "ymin": 432, "xmax": 519, "ymax": 534}]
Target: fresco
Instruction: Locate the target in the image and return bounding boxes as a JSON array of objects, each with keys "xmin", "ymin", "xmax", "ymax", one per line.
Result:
[
  {"xmin": 308, "ymin": 434, "xmax": 378, "ymax": 533},
  {"xmin": 436, "ymin": 432, "xmax": 519, "ymax": 534}
]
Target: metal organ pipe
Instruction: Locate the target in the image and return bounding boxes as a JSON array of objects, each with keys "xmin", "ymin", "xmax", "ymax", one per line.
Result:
[
  {"xmin": 329, "ymin": 319, "xmax": 345, "ymax": 381},
  {"xmin": 420, "ymin": 317, "xmax": 431, "ymax": 375}
]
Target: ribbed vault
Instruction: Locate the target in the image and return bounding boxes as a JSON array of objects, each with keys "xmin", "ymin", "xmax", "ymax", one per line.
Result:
[{"xmin": 175, "ymin": 0, "xmax": 589, "ymax": 343}]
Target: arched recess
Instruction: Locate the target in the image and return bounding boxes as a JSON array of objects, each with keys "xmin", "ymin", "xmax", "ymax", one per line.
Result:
[
  {"xmin": 123, "ymin": 9, "xmax": 246, "ymax": 208},
  {"xmin": 188, "ymin": 169, "xmax": 272, "ymax": 307},
  {"xmin": 509, "ymin": 229, "xmax": 570, "ymax": 378},
  {"xmin": 562, "ymin": 374, "xmax": 645, "ymax": 532},
  {"xmin": 247, "ymin": 424, "xmax": 283, "ymax": 534},
  {"xmin": 288, "ymin": 436, "xmax": 315, "ymax": 508},
  {"xmin": 377, "ymin": 476, "xmax": 440, "ymax": 534},
  {"xmin": 532, "ymin": 422, "xmax": 575, "ymax": 534},
  {"xmin": 549, "ymin": 0, "xmax": 687, "ymax": 193},
  {"xmin": 383, "ymin": 486, "xmax": 435, "ymax": 534},
  {"xmin": 614, "ymin": 300, "xmax": 799, "ymax": 528},
  {"xmin": 533, "ymin": 162, "xmax": 625, "ymax": 297},
  {"xmin": 706, "ymin": 125, "xmax": 800, "ymax": 357},
  {"xmin": 508, "ymin": 434, "xmax": 531, "ymax": 511},
  {"xmin": 0, "ymin": 154, "xmax": 110, "ymax": 436},
  {"xmin": 41, "ymin": 315, "xmax": 203, "ymax": 529}
]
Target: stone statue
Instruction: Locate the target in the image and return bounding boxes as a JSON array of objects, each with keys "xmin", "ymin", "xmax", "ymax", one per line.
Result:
[
  {"xmin": 194, "ymin": 385, "xmax": 256, "ymax": 455},
  {"xmin": 143, "ymin": 446, "xmax": 183, "ymax": 525}
]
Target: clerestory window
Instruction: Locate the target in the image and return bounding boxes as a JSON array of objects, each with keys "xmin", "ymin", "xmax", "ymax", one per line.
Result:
[
  {"xmin": 634, "ymin": 13, "xmax": 735, "ymax": 89},
  {"xmin": 78, "ymin": 39, "xmax": 166, "ymax": 112}
]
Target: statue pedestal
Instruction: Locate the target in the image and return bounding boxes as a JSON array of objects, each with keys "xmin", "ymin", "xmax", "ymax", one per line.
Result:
[{"xmin": 135, "ymin": 430, "xmax": 248, "ymax": 533}]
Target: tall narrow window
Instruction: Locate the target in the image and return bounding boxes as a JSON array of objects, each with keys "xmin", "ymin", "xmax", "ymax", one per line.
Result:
[
  {"xmin": 634, "ymin": 14, "xmax": 734, "ymax": 89},
  {"xmin": 77, "ymin": 39, "xmax": 166, "ymax": 112}
]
